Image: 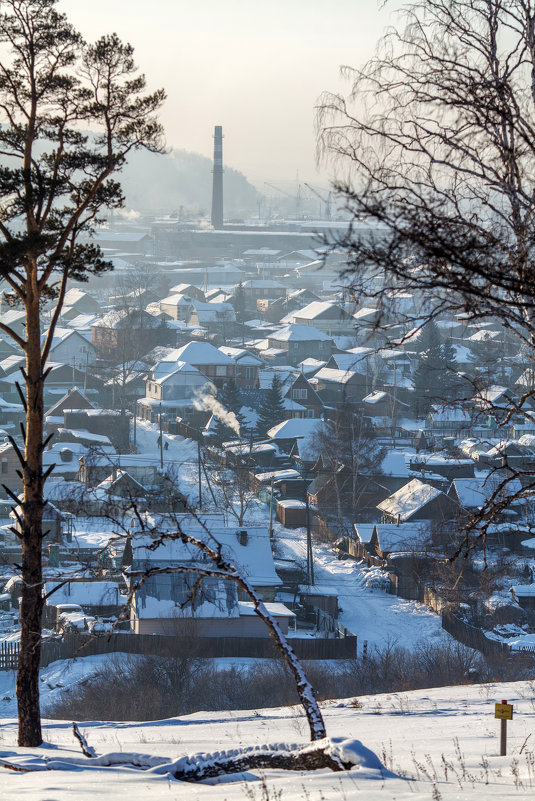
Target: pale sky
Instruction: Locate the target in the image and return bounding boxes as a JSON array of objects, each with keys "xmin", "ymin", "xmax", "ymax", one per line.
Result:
[{"xmin": 60, "ymin": 0, "xmax": 395, "ymax": 187}]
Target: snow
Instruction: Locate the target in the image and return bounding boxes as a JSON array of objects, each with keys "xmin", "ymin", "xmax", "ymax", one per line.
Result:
[
  {"xmin": 293, "ymin": 301, "xmax": 339, "ymax": 319},
  {"xmin": 130, "ymin": 517, "xmax": 282, "ymax": 589},
  {"xmin": 267, "ymin": 417, "xmax": 323, "ymax": 441},
  {"xmin": 270, "ymin": 324, "xmax": 333, "ymax": 342},
  {"xmin": 3, "ymin": 677, "xmax": 535, "ymax": 798},
  {"xmin": 380, "ymin": 450, "xmax": 409, "ymax": 477},
  {"xmin": 452, "ymin": 477, "xmax": 523, "ymax": 509},
  {"xmin": 44, "ymin": 581, "xmax": 126, "ymax": 608},
  {"xmin": 377, "ymin": 479, "xmax": 443, "ymax": 522},
  {"xmin": 238, "ymin": 601, "xmax": 295, "ymax": 618},
  {"xmin": 277, "ymin": 526, "xmax": 448, "ymax": 649},
  {"xmin": 354, "ymin": 522, "xmax": 429, "ymax": 553},
  {"xmin": 313, "ymin": 367, "xmax": 357, "ymax": 384},
  {"xmin": 277, "ymin": 499, "xmax": 306, "ymax": 509}
]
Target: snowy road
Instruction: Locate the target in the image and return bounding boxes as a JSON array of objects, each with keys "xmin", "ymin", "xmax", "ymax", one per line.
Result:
[{"xmin": 276, "ymin": 525, "xmax": 451, "ymax": 651}]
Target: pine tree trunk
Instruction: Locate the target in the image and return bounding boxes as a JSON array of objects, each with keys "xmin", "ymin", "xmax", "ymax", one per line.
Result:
[{"xmin": 16, "ymin": 278, "xmax": 44, "ymax": 747}]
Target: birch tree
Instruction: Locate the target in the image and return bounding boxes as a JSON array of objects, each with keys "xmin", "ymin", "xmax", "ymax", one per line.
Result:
[{"xmin": 318, "ymin": 0, "xmax": 535, "ymax": 550}]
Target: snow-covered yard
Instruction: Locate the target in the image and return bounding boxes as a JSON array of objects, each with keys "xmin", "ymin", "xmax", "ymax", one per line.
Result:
[{"xmin": 1, "ymin": 676, "xmax": 535, "ymax": 799}]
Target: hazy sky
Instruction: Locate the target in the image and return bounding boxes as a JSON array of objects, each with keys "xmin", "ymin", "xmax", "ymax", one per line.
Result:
[{"xmin": 60, "ymin": 0, "xmax": 396, "ymax": 188}]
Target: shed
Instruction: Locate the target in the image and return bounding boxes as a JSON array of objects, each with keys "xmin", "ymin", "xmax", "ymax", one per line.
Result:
[{"xmin": 276, "ymin": 498, "xmax": 307, "ymax": 527}]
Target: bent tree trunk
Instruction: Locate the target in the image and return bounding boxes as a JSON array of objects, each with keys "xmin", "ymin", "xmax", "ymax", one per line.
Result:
[{"xmin": 16, "ymin": 278, "xmax": 45, "ymax": 747}]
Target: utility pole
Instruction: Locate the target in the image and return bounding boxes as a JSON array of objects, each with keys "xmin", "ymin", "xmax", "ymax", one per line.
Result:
[
  {"xmin": 133, "ymin": 400, "xmax": 137, "ymax": 450},
  {"xmin": 269, "ymin": 475, "xmax": 274, "ymax": 540},
  {"xmin": 197, "ymin": 438, "xmax": 202, "ymax": 509},
  {"xmin": 306, "ymin": 494, "xmax": 314, "ymax": 586},
  {"xmin": 84, "ymin": 351, "xmax": 88, "ymax": 394},
  {"xmin": 159, "ymin": 403, "xmax": 163, "ymax": 469}
]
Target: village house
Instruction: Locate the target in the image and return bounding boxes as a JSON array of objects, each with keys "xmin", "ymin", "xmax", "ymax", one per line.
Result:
[
  {"xmin": 43, "ymin": 328, "xmax": 97, "ymax": 371},
  {"xmin": 310, "ymin": 367, "xmax": 366, "ymax": 405},
  {"xmin": 263, "ymin": 324, "xmax": 334, "ymax": 367},
  {"xmin": 283, "ymin": 372, "xmax": 324, "ymax": 418},
  {"xmin": 91, "ymin": 308, "xmax": 165, "ymax": 361},
  {"xmin": 377, "ymin": 478, "xmax": 460, "ymax": 524},
  {"xmin": 158, "ymin": 293, "xmax": 195, "ymax": 322},
  {"xmin": 128, "ymin": 515, "xmax": 290, "ymax": 637},
  {"xmin": 292, "ymin": 301, "xmax": 356, "ymax": 336},
  {"xmin": 59, "ymin": 288, "xmax": 102, "ymax": 321},
  {"xmin": 139, "ymin": 360, "xmax": 213, "ymax": 423},
  {"xmin": 218, "ymin": 346, "xmax": 264, "ymax": 389},
  {"xmin": 169, "ymin": 341, "xmax": 236, "ymax": 387}
]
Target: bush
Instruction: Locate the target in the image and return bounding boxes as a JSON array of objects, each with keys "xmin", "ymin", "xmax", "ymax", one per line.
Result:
[{"xmin": 45, "ymin": 641, "xmax": 522, "ymax": 722}]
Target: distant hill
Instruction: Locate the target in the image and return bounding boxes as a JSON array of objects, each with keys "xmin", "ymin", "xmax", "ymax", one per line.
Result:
[{"xmin": 120, "ymin": 148, "xmax": 261, "ymax": 218}]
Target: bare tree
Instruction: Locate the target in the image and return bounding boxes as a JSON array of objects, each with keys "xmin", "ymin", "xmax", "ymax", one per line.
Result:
[
  {"xmin": 313, "ymin": 405, "xmax": 386, "ymax": 531},
  {"xmin": 318, "ymin": 0, "xmax": 535, "ymax": 550},
  {"xmin": 208, "ymin": 454, "xmax": 257, "ymax": 527},
  {"xmin": 0, "ymin": 0, "xmax": 164, "ymax": 746}
]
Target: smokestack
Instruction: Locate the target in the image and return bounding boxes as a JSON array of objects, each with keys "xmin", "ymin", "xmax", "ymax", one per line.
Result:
[{"xmin": 211, "ymin": 125, "xmax": 224, "ymax": 229}]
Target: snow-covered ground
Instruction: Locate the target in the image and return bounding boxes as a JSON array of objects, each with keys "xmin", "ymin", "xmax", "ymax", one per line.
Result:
[
  {"xmin": 277, "ymin": 526, "xmax": 450, "ymax": 649},
  {"xmin": 1, "ymin": 678, "xmax": 535, "ymax": 799},
  {"xmin": 134, "ymin": 420, "xmax": 199, "ymax": 499}
]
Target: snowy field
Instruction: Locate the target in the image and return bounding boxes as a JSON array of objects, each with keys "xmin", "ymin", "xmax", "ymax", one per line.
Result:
[{"xmin": 2, "ymin": 679, "xmax": 535, "ymax": 799}]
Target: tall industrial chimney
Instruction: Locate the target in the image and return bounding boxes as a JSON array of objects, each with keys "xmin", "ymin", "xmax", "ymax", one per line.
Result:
[{"xmin": 211, "ymin": 125, "xmax": 224, "ymax": 229}]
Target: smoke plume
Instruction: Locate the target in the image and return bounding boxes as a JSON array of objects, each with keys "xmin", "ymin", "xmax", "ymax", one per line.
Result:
[{"xmin": 193, "ymin": 386, "xmax": 241, "ymax": 437}]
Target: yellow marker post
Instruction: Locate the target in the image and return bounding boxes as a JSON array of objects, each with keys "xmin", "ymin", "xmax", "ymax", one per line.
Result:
[{"xmin": 495, "ymin": 699, "xmax": 513, "ymax": 756}]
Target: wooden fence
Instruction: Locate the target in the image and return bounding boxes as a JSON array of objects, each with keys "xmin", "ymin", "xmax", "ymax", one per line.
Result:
[
  {"xmin": 1, "ymin": 630, "xmax": 358, "ymax": 671},
  {"xmin": 38, "ymin": 632, "xmax": 358, "ymax": 667},
  {"xmin": 441, "ymin": 612, "xmax": 511, "ymax": 660},
  {"xmin": 0, "ymin": 641, "xmax": 19, "ymax": 670}
]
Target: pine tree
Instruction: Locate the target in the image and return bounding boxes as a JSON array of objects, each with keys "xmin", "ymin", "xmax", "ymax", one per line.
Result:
[
  {"xmin": 412, "ymin": 324, "xmax": 460, "ymax": 415},
  {"xmin": 213, "ymin": 380, "xmax": 245, "ymax": 444},
  {"xmin": 0, "ymin": 0, "xmax": 164, "ymax": 747},
  {"xmin": 233, "ymin": 283, "xmax": 247, "ymax": 323},
  {"xmin": 256, "ymin": 374, "xmax": 286, "ymax": 437}
]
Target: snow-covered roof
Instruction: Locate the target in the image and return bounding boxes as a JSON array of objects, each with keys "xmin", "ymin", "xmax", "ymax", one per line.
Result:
[
  {"xmin": 276, "ymin": 499, "xmax": 306, "ymax": 509},
  {"xmin": 160, "ymin": 293, "xmax": 194, "ymax": 306},
  {"xmin": 328, "ymin": 352, "xmax": 371, "ymax": 374},
  {"xmin": 172, "ymin": 341, "xmax": 235, "ymax": 365},
  {"xmin": 380, "ymin": 450, "xmax": 409, "ymax": 477},
  {"xmin": 44, "ymin": 581, "xmax": 125, "ymax": 607},
  {"xmin": 254, "ymin": 469, "xmax": 301, "ymax": 482},
  {"xmin": 293, "ymin": 301, "xmax": 342, "ymax": 320},
  {"xmin": 451, "ymin": 477, "xmax": 523, "ymax": 509},
  {"xmin": 429, "ymin": 405, "xmax": 471, "ymax": 423},
  {"xmin": 363, "ymin": 391, "xmax": 387, "ymax": 404},
  {"xmin": 377, "ymin": 479, "xmax": 444, "ymax": 522},
  {"xmin": 238, "ymin": 601, "xmax": 295, "ymax": 618},
  {"xmin": 218, "ymin": 346, "xmax": 264, "ymax": 366},
  {"xmin": 267, "ymin": 417, "xmax": 324, "ymax": 441},
  {"xmin": 297, "ymin": 358, "xmax": 326, "ymax": 375},
  {"xmin": 313, "ymin": 367, "xmax": 357, "ymax": 384},
  {"xmin": 269, "ymin": 324, "xmax": 332, "ymax": 342},
  {"xmin": 354, "ymin": 522, "xmax": 429, "ymax": 553},
  {"xmin": 131, "ymin": 516, "xmax": 281, "ymax": 588}
]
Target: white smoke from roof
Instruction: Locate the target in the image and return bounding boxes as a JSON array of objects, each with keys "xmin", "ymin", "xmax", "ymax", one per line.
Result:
[{"xmin": 193, "ymin": 386, "xmax": 241, "ymax": 437}]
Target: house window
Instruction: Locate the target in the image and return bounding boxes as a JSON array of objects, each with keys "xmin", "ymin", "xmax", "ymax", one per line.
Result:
[
  {"xmin": 1, "ymin": 459, "xmax": 7, "ymax": 474},
  {"xmin": 306, "ymin": 409, "xmax": 315, "ymax": 418},
  {"xmin": 216, "ymin": 366, "xmax": 226, "ymax": 376},
  {"xmin": 292, "ymin": 388, "xmax": 307, "ymax": 400},
  {"xmin": 245, "ymin": 367, "xmax": 255, "ymax": 379}
]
